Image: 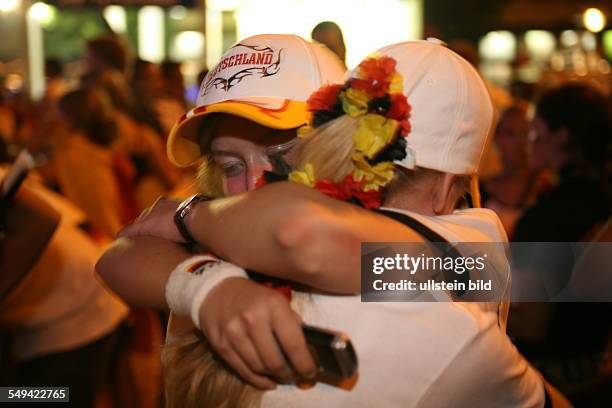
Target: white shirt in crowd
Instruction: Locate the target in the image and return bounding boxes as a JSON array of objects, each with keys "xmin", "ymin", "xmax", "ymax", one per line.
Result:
[
  {"xmin": 0, "ymin": 169, "xmax": 128, "ymax": 362},
  {"xmin": 262, "ymin": 208, "xmax": 545, "ymax": 408}
]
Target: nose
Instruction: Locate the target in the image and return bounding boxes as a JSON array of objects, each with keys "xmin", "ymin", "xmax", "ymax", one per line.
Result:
[{"xmin": 246, "ymin": 160, "xmax": 273, "ymax": 191}]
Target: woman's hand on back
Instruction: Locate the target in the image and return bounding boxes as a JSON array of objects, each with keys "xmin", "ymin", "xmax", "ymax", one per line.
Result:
[
  {"xmin": 198, "ymin": 277, "xmax": 317, "ymax": 389},
  {"xmin": 118, "ymin": 198, "xmax": 186, "ymax": 243}
]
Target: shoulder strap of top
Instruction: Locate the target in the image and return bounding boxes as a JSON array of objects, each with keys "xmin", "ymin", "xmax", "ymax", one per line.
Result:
[{"xmin": 374, "ymin": 209, "xmax": 468, "ymax": 298}]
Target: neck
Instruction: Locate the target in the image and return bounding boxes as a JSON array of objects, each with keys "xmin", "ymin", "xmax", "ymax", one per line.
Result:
[{"xmin": 383, "ymin": 187, "xmax": 437, "ymax": 216}]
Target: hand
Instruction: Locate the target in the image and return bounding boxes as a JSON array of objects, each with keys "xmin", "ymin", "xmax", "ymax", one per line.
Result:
[
  {"xmin": 199, "ymin": 278, "xmax": 317, "ymax": 390},
  {"xmin": 117, "ymin": 198, "xmax": 186, "ymax": 243}
]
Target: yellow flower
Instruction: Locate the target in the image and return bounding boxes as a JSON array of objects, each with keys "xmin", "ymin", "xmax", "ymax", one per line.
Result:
[
  {"xmin": 288, "ymin": 163, "xmax": 316, "ymax": 187},
  {"xmin": 339, "ymin": 88, "xmax": 369, "ymax": 117},
  {"xmin": 389, "ymin": 72, "xmax": 404, "ymax": 93},
  {"xmin": 352, "ymin": 153, "xmax": 396, "ymax": 191},
  {"xmin": 353, "ymin": 114, "xmax": 399, "ymax": 159}
]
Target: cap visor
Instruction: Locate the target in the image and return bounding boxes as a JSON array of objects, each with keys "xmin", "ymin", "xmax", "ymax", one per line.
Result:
[{"xmin": 167, "ymin": 99, "xmax": 308, "ymax": 167}]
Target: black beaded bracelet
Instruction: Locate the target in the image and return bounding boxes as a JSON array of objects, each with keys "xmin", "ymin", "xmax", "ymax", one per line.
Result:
[{"xmin": 174, "ymin": 194, "xmax": 214, "ymax": 243}]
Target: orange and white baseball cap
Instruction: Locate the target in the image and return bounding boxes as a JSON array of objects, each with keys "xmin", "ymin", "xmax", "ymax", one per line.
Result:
[{"xmin": 167, "ymin": 34, "xmax": 346, "ymax": 167}]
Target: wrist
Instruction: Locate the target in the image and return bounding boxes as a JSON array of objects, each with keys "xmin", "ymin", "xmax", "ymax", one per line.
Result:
[
  {"xmin": 184, "ymin": 195, "xmax": 208, "ymax": 245},
  {"xmin": 174, "ymin": 194, "xmax": 213, "ymax": 243},
  {"xmin": 165, "ymin": 254, "xmax": 249, "ymax": 329}
]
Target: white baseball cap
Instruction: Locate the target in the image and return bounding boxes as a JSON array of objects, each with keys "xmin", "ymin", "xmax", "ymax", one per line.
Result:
[
  {"xmin": 167, "ymin": 34, "xmax": 346, "ymax": 167},
  {"xmin": 364, "ymin": 38, "xmax": 494, "ymax": 175}
]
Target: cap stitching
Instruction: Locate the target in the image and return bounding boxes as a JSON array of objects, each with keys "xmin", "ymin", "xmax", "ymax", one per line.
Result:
[{"xmin": 442, "ymin": 55, "xmax": 468, "ymax": 174}]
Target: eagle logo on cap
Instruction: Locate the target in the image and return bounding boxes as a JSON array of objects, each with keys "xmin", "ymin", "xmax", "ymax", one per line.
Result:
[{"xmin": 202, "ymin": 44, "xmax": 283, "ymax": 96}]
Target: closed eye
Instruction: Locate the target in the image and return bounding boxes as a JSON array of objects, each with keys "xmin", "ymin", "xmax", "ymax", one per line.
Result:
[{"xmin": 220, "ymin": 160, "xmax": 246, "ymax": 177}]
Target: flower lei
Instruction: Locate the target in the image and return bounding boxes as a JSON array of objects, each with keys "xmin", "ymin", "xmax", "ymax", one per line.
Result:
[
  {"xmin": 258, "ymin": 55, "xmax": 412, "ymax": 209},
  {"xmin": 292, "ymin": 55, "xmax": 411, "ymax": 208}
]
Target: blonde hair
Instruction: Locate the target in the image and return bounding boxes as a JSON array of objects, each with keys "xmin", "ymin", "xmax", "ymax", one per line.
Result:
[
  {"xmin": 295, "ymin": 115, "xmax": 358, "ymax": 182},
  {"xmin": 162, "ymin": 330, "xmax": 261, "ymax": 408},
  {"xmin": 195, "ymin": 154, "xmax": 225, "ymax": 197}
]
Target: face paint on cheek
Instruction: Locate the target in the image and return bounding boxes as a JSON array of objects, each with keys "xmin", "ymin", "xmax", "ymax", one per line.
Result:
[
  {"xmin": 223, "ymin": 175, "xmax": 248, "ymax": 196},
  {"xmin": 246, "ymin": 162, "xmax": 274, "ymax": 192}
]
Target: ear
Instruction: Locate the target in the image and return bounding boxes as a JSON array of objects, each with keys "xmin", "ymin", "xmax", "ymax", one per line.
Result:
[{"xmin": 432, "ymin": 173, "xmax": 457, "ymax": 215}]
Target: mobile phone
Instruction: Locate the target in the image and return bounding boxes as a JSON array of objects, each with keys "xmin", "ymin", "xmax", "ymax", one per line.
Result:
[{"xmin": 302, "ymin": 324, "xmax": 358, "ymax": 380}]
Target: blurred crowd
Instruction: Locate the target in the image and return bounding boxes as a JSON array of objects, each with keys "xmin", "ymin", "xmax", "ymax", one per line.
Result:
[
  {"xmin": 0, "ymin": 35, "xmax": 202, "ymax": 407},
  {"xmin": 0, "ymin": 24, "xmax": 611, "ymax": 407}
]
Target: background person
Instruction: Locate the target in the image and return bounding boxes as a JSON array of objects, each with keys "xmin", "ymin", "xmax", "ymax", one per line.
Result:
[
  {"xmin": 0, "ymin": 164, "xmax": 128, "ymax": 408},
  {"xmin": 509, "ymin": 83, "xmax": 611, "ymax": 406},
  {"xmin": 483, "ymin": 104, "xmax": 536, "ymax": 238},
  {"xmin": 311, "ymin": 21, "xmax": 347, "ymax": 68}
]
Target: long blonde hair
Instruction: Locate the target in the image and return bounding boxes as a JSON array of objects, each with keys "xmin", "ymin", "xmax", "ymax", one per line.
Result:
[
  {"xmin": 162, "ymin": 330, "xmax": 261, "ymax": 408},
  {"xmin": 294, "ymin": 115, "xmax": 358, "ymax": 182}
]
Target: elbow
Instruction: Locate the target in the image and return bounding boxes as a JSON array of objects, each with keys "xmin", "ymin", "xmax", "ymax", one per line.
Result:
[
  {"xmin": 273, "ymin": 202, "xmax": 324, "ymax": 276},
  {"xmin": 274, "ymin": 202, "xmax": 360, "ymax": 287},
  {"xmin": 95, "ymin": 239, "xmax": 127, "ymax": 293}
]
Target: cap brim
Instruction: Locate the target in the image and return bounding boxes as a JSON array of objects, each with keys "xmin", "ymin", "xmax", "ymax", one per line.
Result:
[{"xmin": 167, "ymin": 99, "xmax": 308, "ymax": 167}]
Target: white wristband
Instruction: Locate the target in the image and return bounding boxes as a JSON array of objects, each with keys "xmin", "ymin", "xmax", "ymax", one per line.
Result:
[{"xmin": 165, "ymin": 254, "xmax": 248, "ymax": 329}]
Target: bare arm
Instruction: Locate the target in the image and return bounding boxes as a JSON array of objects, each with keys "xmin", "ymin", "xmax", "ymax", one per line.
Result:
[
  {"xmin": 186, "ymin": 182, "xmax": 424, "ymax": 293},
  {"xmin": 0, "ymin": 186, "xmax": 60, "ymax": 301},
  {"xmin": 111, "ymin": 181, "xmax": 423, "ymax": 306},
  {"xmin": 96, "ymin": 235, "xmax": 192, "ymax": 309}
]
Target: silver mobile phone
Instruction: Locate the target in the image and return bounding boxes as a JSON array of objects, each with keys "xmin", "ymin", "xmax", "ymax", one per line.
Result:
[{"xmin": 302, "ymin": 324, "xmax": 358, "ymax": 380}]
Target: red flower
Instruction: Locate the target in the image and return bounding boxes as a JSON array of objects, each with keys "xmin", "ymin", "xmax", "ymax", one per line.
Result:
[
  {"xmin": 398, "ymin": 119, "xmax": 411, "ymax": 137},
  {"xmin": 352, "ymin": 56, "xmax": 397, "ymax": 97},
  {"xmin": 307, "ymin": 84, "xmax": 343, "ymax": 112},
  {"xmin": 359, "ymin": 56, "xmax": 396, "ymax": 82},
  {"xmin": 255, "ymin": 175, "xmax": 266, "ymax": 189},
  {"xmin": 314, "ymin": 179, "xmax": 352, "ymax": 201},
  {"xmin": 354, "ymin": 189, "xmax": 383, "ymax": 209},
  {"xmin": 314, "ymin": 174, "xmax": 383, "ymax": 209},
  {"xmin": 387, "ymin": 93, "xmax": 411, "ymax": 121}
]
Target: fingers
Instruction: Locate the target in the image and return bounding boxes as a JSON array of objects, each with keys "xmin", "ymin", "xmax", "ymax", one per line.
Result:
[
  {"xmin": 272, "ymin": 308, "xmax": 318, "ymax": 379},
  {"xmin": 116, "ymin": 197, "xmax": 185, "ymax": 241},
  {"xmin": 226, "ymin": 320, "xmax": 268, "ymax": 376},
  {"xmin": 200, "ymin": 279, "xmax": 315, "ymax": 388},
  {"xmin": 216, "ymin": 342, "xmax": 278, "ymax": 390},
  {"xmin": 245, "ymin": 311, "xmax": 296, "ymax": 382},
  {"xmin": 117, "ymin": 221, "xmax": 140, "ymax": 238},
  {"xmin": 117, "ymin": 205, "xmax": 155, "ymax": 238}
]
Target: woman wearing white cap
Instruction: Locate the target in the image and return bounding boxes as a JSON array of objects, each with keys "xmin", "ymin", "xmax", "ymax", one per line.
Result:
[{"xmin": 99, "ymin": 39, "xmax": 567, "ymax": 407}]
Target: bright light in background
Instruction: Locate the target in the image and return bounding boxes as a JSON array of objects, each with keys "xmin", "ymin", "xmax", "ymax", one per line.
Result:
[
  {"xmin": 478, "ymin": 31, "xmax": 516, "ymax": 62},
  {"xmin": 171, "ymin": 31, "xmax": 205, "ymax": 61},
  {"xmin": 524, "ymin": 30, "xmax": 555, "ymax": 60},
  {"xmin": 5, "ymin": 74, "xmax": 23, "ymax": 93},
  {"xmin": 583, "ymin": 8, "xmax": 606, "ymax": 33},
  {"xmin": 28, "ymin": 2, "xmax": 55, "ymax": 27},
  {"xmin": 208, "ymin": 0, "xmax": 244, "ymax": 10},
  {"xmin": 103, "ymin": 6, "xmax": 126, "ymax": 34},
  {"xmin": 560, "ymin": 30, "xmax": 578, "ymax": 47},
  {"xmin": 0, "ymin": 0, "xmax": 19, "ymax": 13},
  {"xmin": 138, "ymin": 6, "xmax": 165, "ymax": 63},
  {"xmin": 169, "ymin": 5, "xmax": 187, "ymax": 20},
  {"xmin": 26, "ymin": 9, "xmax": 44, "ymax": 100},
  {"xmin": 207, "ymin": 0, "xmax": 422, "ymax": 69},
  {"xmin": 581, "ymin": 31, "xmax": 597, "ymax": 51}
]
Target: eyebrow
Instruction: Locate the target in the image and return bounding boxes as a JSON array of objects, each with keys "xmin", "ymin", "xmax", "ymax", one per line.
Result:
[{"xmin": 210, "ymin": 150, "xmax": 242, "ymax": 158}]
